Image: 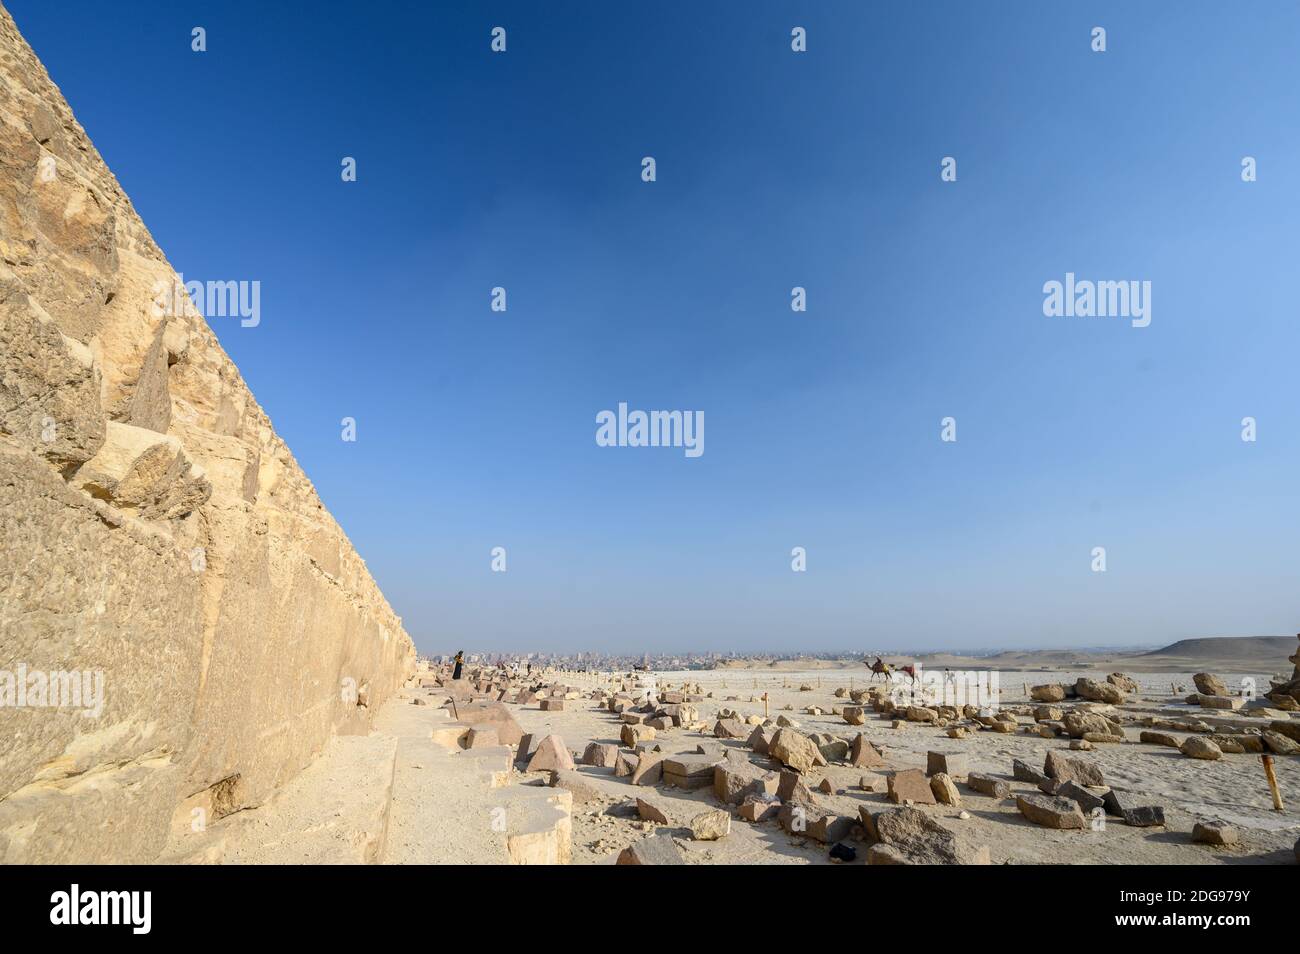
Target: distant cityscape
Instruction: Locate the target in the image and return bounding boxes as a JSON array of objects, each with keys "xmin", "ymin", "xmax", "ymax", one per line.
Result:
[{"xmin": 423, "ymin": 646, "xmax": 1167, "ymax": 670}]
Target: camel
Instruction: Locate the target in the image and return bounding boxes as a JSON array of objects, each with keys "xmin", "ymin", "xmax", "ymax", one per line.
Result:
[{"xmin": 866, "ymin": 657, "xmax": 918, "ymax": 685}]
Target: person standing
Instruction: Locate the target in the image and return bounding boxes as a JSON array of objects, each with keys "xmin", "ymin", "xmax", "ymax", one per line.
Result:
[{"xmin": 452, "ymin": 650, "xmax": 464, "ymax": 680}]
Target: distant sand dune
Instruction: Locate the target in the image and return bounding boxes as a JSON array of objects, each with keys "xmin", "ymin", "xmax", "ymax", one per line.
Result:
[{"xmin": 1139, "ymin": 636, "xmax": 1293, "ymax": 661}]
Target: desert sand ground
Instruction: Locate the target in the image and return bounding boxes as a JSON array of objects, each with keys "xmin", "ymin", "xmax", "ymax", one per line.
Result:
[{"xmin": 507, "ymin": 666, "xmax": 1299, "ymax": 865}]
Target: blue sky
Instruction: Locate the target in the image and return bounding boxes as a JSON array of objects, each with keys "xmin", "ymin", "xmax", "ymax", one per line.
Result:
[{"xmin": 13, "ymin": 1, "xmax": 1300, "ymax": 655}]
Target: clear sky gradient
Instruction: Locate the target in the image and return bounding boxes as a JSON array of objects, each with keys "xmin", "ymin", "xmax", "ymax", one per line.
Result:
[{"xmin": 12, "ymin": 1, "xmax": 1299, "ymax": 655}]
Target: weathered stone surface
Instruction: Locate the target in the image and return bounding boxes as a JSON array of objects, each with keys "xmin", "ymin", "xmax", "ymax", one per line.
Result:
[
  {"xmin": 549, "ymin": 769, "xmax": 602, "ymax": 804},
  {"xmin": 1179, "ymin": 736, "xmax": 1223, "ymax": 760},
  {"xmin": 1191, "ymin": 820, "xmax": 1239, "ymax": 846},
  {"xmin": 1075, "ymin": 678, "xmax": 1125, "ymax": 704},
  {"xmin": 635, "ymin": 796, "xmax": 672, "ymax": 824},
  {"xmin": 1030, "ymin": 684, "xmax": 1067, "ymax": 703},
  {"xmin": 1062, "ymin": 711, "xmax": 1121, "ymax": 740},
  {"xmin": 713, "ymin": 718, "xmax": 748, "ymax": 739},
  {"xmin": 776, "ymin": 769, "xmax": 820, "ymax": 805},
  {"xmin": 1107, "ymin": 673, "xmax": 1139, "ymax": 694},
  {"xmin": 689, "ymin": 809, "xmax": 731, "ymax": 840},
  {"xmin": 714, "ymin": 761, "xmax": 778, "ymax": 805},
  {"xmin": 1054, "ymin": 780, "xmax": 1105, "ymax": 813},
  {"xmin": 1262, "ymin": 730, "xmax": 1300, "ymax": 755},
  {"xmin": 1043, "ymin": 751, "xmax": 1105, "ymax": 787},
  {"xmin": 966, "ymin": 773, "xmax": 1010, "ymax": 799},
  {"xmin": 738, "ymin": 792, "xmax": 781, "ymax": 822},
  {"xmin": 620, "ymin": 724, "xmax": 655, "ymax": 747},
  {"xmin": 616, "ymin": 833, "xmax": 684, "ymax": 865},
  {"xmin": 770, "ymin": 727, "xmax": 822, "ymax": 773},
  {"xmin": 1194, "ymin": 694, "xmax": 1243, "ymax": 711},
  {"xmin": 630, "ymin": 753, "xmax": 663, "ymax": 786},
  {"xmin": 887, "ymin": 768, "xmax": 937, "ymax": 805},
  {"xmin": 861, "ymin": 806, "xmax": 988, "ymax": 864},
  {"xmin": 582, "ymin": 742, "xmax": 619, "ymax": 768},
  {"xmin": 849, "ymin": 734, "xmax": 885, "ymax": 769},
  {"xmin": 1016, "ymin": 794, "xmax": 1086, "ymax": 829},
  {"xmin": 1269, "ymin": 720, "xmax": 1300, "ymax": 744},
  {"xmin": 1122, "ymin": 805, "xmax": 1165, "ymax": 828},
  {"xmin": 1193, "ymin": 672, "xmax": 1230, "ymax": 696},
  {"xmin": 0, "ymin": 8, "xmax": 415, "ymax": 863},
  {"xmin": 930, "ymin": 772, "xmax": 961, "ymax": 806},
  {"xmin": 614, "ymin": 750, "xmax": 639, "ymax": 777},
  {"xmin": 926, "ymin": 751, "xmax": 967, "ymax": 777},
  {"xmin": 526, "ymin": 735, "xmax": 575, "ymax": 774},
  {"xmin": 1012, "ymin": 758, "xmax": 1050, "ymax": 785},
  {"xmin": 1140, "ymin": 731, "xmax": 1180, "ymax": 748}
]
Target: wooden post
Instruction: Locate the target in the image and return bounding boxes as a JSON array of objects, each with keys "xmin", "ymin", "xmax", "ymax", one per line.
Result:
[
  {"xmin": 763, "ymin": 692, "xmax": 769, "ymax": 720},
  {"xmin": 1262, "ymin": 754, "xmax": 1284, "ymax": 811}
]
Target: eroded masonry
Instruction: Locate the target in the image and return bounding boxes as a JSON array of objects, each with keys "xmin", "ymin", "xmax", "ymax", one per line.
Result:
[{"xmin": 0, "ymin": 6, "xmax": 414, "ymax": 863}]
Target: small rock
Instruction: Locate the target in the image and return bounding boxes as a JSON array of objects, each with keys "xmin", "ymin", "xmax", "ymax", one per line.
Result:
[
  {"xmin": 689, "ymin": 809, "xmax": 731, "ymax": 841},
  {"xmin": 1179, "ymin": 736, "xmax": 1223, "ymax": 760}
]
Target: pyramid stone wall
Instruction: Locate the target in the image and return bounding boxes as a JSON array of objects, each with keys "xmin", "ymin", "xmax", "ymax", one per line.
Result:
[{"xmin": 0, "ymin": 5, "xmax": 415, "ymax": 863}]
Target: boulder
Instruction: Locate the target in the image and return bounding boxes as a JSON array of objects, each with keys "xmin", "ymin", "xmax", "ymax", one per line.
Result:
[
  {"xmin": 747, "ymin": 725, "xmax": 776, "ymax": 755},
  {"xmin": 887, "ymin": 768, "xmax": 937, "ymax": 805},
  {"xmin": 620, "ymin": 724, "xmax": 655, "ymax": 747},
  {"xmin": 635, "ymin": 797, "xmax": 671, "ymax": 824},
  {"xmin": 1139, "ymin": 731, "xmax": 1180, "ymax": 748},
  {"xmin": 776, "ymin": 769, "xmax": 820, "ymax": 805},
  {"xmin": 1062, "ymin": 711, "xmax": 1121, "ymax": 740},
  {"xmin": 616, "ymin": 834, "xmax": 684, "ymax": 865},
  {"xmin": 930, "ymin": 773, "xmax": 961, "ymax": 806},
  {"xmin": 1107, "ymin": 673, "xmax": 1140, "ymax": 694},
  {"xmin": 1053, "ymin": 780, "xmax": 1106, "ymax": 813},
  {"xmin": 966, "ymin": 773, "xmax": 1010, "ymax": 798},
  {"xmin": 1262, "ymin": 730, "xmax": 1300, "ymax": 755},
  {"xmin": 861, "ymin": 806, "xmax": 988, "ymax": 864},
  {"xmin": 770, "ymin": 727, "xmax": 822, "ymax": 773},
  {"xmin": 689, "ymin": 809, "xmax": 731, "ymax": 841},
  {"xmin": 737, "ymin": 793, "xmax": 781, "ymax": 822},
  {"xmin": 1193, "ymin": 672, "xmax": 1230, "ymax": 697},
  {"xmin": 613, "ymin": 750, "xmax": 639, "ymax": 777},
  {"xmin": 713, "ymin": 718, "xmax": 748, "ymax": 739},
  {"xmin": 630, "ymin": 754, "xmax": 663, "ymax": 786},
  {"xmin": 1015, "ymin": 794, "xmax": 1086, "ymax": 829},
  {"xmin": 1075, "ymin": 678, "xmax": 1125, "ymax": 704},
  {"xmin": 1012, "ymin": 759, "xmax": 1050, "ymax": 785},
  {"xmin": 1179, "ymin": 736, "xmax": 1223, "ymax": 760},
  {"xmin": 1030, "ymin": 684, "xmax": 1067, "ymax": 703},
  {"xmin": 662, "ymin": 754, "xmax": 719, "ymax": 790},
  {"xmin": 1043, "ymin": 751, "xmax": 1105, "ymax": 786},
  {"xmin": 525, "ymin": 735, "xmax": 575, "ymax": 773},
  {"xmin": 926, "ymin": 751, "xmax": 968, "ymax": 777},
  {"xmin": 581, "ymin": 742, "xmax": 619, "ymax": 768},
  {"xmin": 1191, "ymin": 820, "xmax": 1239, "ymax": 846},
  {"xmin": 713, "ymin": 762, "xmax": 778, "ymax": 805},
  {"xmin": 849, "ymin": 734, "xmax": 886, "ymax": 769},
  {"xmin": 549, "ymin": 769, "xmax": 602, "ymax": 804}
]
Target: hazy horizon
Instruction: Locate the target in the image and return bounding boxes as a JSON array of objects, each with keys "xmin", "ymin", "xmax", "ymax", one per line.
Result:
[{"xmin": 13, "ymin": 0, "xmax": 1300, "ymax": 657}]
